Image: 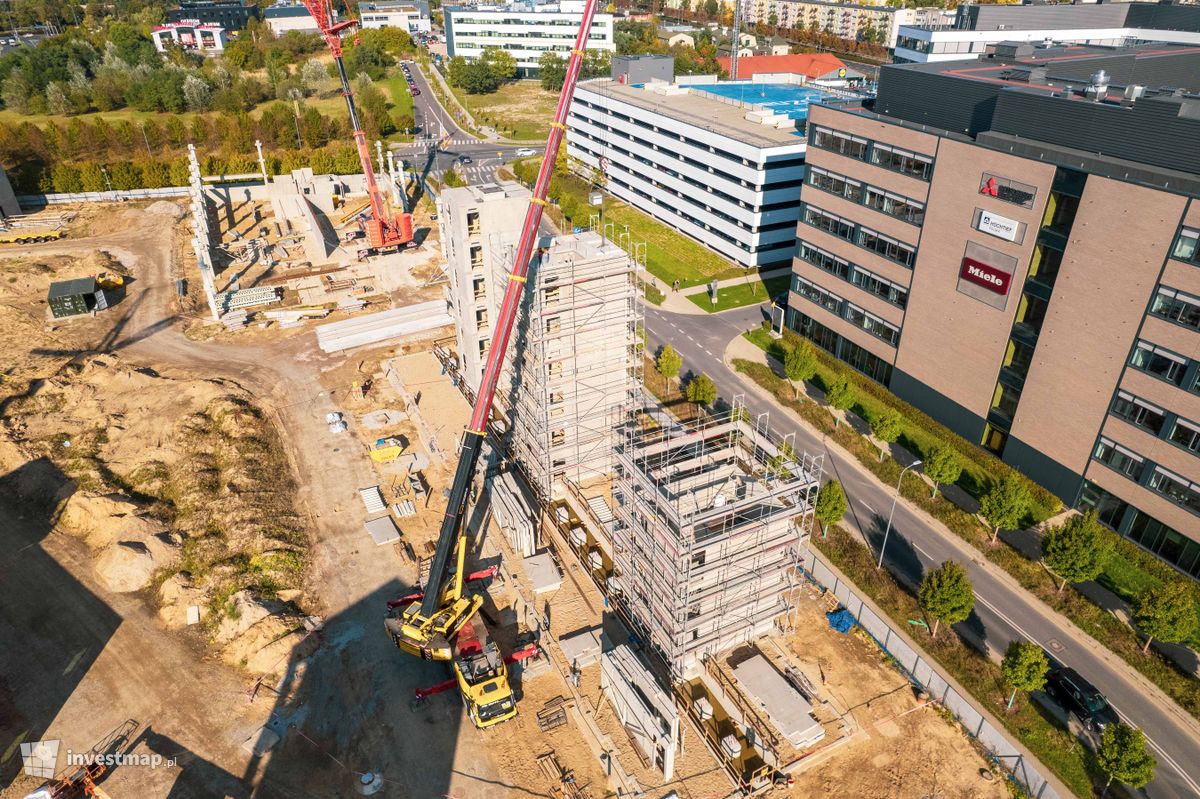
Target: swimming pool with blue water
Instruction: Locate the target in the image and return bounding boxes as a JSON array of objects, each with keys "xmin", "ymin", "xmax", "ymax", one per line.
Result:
[{"xmin": 692, "ymin": 83, "xmax": 833, "ymax": 122}]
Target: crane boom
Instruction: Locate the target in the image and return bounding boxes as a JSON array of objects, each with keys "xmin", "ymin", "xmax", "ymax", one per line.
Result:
[
  {"xmin": 387, "ymin": 0, "xmax": 600, "ymax": 660},
  {"xmin": 300, "ymin": 0, "xmax": 413, "ymax": 250}
]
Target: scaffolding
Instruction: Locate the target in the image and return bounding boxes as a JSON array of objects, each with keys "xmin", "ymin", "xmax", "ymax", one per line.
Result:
[
  {"xmin": 609, "ymin": 403, "xmax": 822, "ymax": 680},
  {"xmin": 497, "ymin": 230, "xmax": 644, "ymax": 503}
]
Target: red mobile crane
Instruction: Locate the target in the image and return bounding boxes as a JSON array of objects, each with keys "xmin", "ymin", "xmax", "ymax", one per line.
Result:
[
  {"xmin": 384, "ymin": 0, "xmax": 600, "ymax": 724},
  {"xmin": 300, "ymin": 0, "xmax": 413, "ymax": 251}
]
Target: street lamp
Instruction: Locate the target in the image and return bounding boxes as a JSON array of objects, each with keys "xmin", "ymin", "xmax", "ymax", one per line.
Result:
[{"xmin": 877, "ymin": 459, "xmax": 922, "ymax": 570}]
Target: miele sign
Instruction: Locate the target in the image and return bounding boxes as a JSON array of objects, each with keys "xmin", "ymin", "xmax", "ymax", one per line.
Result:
[
  {"xmin": 959, "ymin": 257, "xmax": 1011, "ymax": 295},
  {"xmin": 976, "ymin": 210, "xmax": 1020, "ymax": 242}
]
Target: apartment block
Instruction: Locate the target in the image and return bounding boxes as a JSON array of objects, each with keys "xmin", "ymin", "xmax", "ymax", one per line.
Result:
[
  {"xmin": 444, "ymin": 0, "xmax": 615, "ymax": 75},
  {"xmin": 787, "ymin": 45, "xmax": 1200, "ymax": 577},
  {"xmin": 359, "ymin": 0, "xmax": 432, "ymax": 33},
  {"xmin": 610, "ymin": 412, "xmax": 821, "ymax": 677}
]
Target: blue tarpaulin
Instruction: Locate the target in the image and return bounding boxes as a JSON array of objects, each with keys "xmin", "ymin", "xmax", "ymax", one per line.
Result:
[{"xmin": 826, "ymin": 607, "xmax": 855, "ymax": 634}]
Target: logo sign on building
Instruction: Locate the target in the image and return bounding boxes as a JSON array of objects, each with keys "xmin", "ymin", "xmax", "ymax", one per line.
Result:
[
  {"xmin": 979, "ymin": 173, "xmax": 1037, "ymax": 209},
  {"xmin": 960, "ymin": 257, "xmax": 1011, "ymax": 295},
  {"xmin": 975, "ymin": 209, "xmax": 1022, "ymax": 243}
]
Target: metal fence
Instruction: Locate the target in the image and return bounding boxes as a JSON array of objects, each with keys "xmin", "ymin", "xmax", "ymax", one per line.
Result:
[{"xmin": 799, "ymin": 543, "xmax": 1063, "ymax": 799}]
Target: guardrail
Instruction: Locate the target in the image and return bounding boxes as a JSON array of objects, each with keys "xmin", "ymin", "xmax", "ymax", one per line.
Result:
[{"xmin": 798, "ymin": 543, "xmax": 1065, "ymax": 799}]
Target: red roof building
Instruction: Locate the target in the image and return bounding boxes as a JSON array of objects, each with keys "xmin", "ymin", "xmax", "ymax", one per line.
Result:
[{"xmin": 716, "ymin": 53, "xmax": 860, "ymax": 83}]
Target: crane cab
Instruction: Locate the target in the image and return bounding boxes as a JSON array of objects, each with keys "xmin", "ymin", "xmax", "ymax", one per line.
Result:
[{"xmin": 454, "ymin": 617, "xmax": 517, "ymax": 729}]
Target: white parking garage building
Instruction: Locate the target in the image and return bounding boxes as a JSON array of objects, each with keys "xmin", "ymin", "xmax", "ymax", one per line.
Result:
[{"xmin": 568, "ymin": 77, "xmax": 856, "ymax": 269}]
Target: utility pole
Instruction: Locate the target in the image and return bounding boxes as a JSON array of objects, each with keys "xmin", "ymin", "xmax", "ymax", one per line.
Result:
[
  {"xmin": 254, "ymin": 139, "xmax": 268, "ymax": 186},
  {"xmin": 138, "ymin": 122, "xmax": 152, "ymax": 158},
  {"xmin": 877, "ymin": 459, "xmax": 922, "ymax": 570},
  {"xmin": 730, "ymin": 0, "xmax": 742, "ymax": 80}
]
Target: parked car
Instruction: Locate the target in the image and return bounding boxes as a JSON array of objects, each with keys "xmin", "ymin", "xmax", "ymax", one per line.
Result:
[
  {"xmin": 1045, "ymin": 667, "xmax": 1120, "ymax": 732},
  {"xmin": 514, "ymin": 147, "xmax": 537, "ymax": 157},
  {"xmin": 412, "ymin": 89, "xmax": 421, "ymax": 96}
]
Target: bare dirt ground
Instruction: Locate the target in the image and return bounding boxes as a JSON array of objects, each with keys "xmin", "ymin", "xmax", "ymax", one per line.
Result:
[{"xmin": 0, "ymin": 200, "xmax": 511, "ymax": 799}]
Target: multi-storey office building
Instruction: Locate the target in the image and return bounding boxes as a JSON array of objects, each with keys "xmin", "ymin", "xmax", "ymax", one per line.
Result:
[
  {"xmin": 568, "ymin": 76, "xmax": 859, "ymax": 269},
  {"xmin": 895, "ymin": 1, "xmax": 1200, "ymax": 64},
  {"xmin": 151, "ymin": 21, "xmax": 228, "ymax": 54},
  {"xmin": 787, "ymin": 45, "xmax": 1200, "ymax": 576},
  {"xmin": 167, "ymin": 0, "xmax": 258, "ymax": 30},
  {"xmin": 444, "ymin": 1, "xmax": 615, "ymax": 76},
  {"xmin": 359, "ymin": 1, "xmax": 432, "ymax": 34}
]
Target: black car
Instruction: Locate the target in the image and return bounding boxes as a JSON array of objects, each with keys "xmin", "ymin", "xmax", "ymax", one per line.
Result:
[
  {"xmin": 458, "ymin": 155, "xmax": 472, "ymax": 164},
  {"xmin": 1045, "ymin": 667, "xmax": 1120, "ymax": 732}
]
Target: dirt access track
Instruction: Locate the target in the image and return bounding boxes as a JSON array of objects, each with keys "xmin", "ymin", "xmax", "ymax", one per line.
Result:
[{"xmin": 0, "ymin": 201, "xmax": 512, "ymax": 799}]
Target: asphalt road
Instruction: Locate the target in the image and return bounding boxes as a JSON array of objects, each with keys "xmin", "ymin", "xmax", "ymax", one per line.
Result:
[
  {"xmin": 391, "ymin": 62, "xmax": 545, "ymax": 189},
  {"xmin": 642, "ymin": 302, "xmax": 1200, "ymax": 799}
]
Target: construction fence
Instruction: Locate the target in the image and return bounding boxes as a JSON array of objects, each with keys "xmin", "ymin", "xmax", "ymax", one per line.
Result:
[{"xmin": 797, "ymin": 543, "xmax": 1064, "ymax": 799}]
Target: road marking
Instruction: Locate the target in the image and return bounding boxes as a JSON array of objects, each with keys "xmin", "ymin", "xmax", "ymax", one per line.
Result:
[
  {"xmin": 859, "ymin": 501, "xmax": 875, "ymax": 514},
  {"xmin": 702, "ymin": 348, "xmax": 712, "ymax": 356}
]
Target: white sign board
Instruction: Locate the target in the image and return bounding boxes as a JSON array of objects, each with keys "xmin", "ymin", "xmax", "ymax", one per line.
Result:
[{"xmin": 976, "ymin": 210, "xmax": 1020, "ymax": 242}]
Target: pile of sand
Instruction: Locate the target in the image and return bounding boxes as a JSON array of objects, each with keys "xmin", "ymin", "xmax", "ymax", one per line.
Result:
[
  {"xmin": 57, "ymin": 491, "xmax": 179, "ymax": 592},
  {"xmin": 213, "ymin": 591, "xmax": 314, "ymax": 675}
]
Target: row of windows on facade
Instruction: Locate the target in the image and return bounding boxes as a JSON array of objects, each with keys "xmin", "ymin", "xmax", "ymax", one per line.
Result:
[
  {"xmin": 806, "ymin": 165, "xmax": 926, "ymax": 227},
  {"xmin": 810, "ymin": 125, "xmax": 934, "ymax": 182},
  {"xmin": 449, "ymin": 16, "xmax": 610, "ymax": 26},
  {"xmin": 786, "ymin": 308, "xmax": 895, "ymax": 384},
  {"xmin": 1130, "ymin": 339, "xmax": 1200, "ymax": 394},
  {"xmin": 1092, "ymin": 438, "xmax": 1200, "ymax": 517},
  {"xmin": 802, "ymin": 204, "xmax": 917, "ymax": 267},
  {"xmin": 570, "ymin": 127, "xmax": 802, "ymax": 216},
  {"xmin": 1111, "ymin": 390, "xmax": 1200, "ymax": 456},
  {"xmin": 573, "ymin": 98, "xmax": 808, "ymax": 173},
  {"xmin": 797, "ymin": 240, "xmax": 909, "ymax": 308},
  {"xmin": 1080, "ymin": 480, "xmax": 1200, "ymax": 578},
  {"xmin": 793, "ymin": 274, "xmax": 901, "ymax": 346}
]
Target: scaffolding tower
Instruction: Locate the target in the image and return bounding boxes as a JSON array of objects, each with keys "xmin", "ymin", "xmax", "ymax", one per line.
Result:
[{"xmin": 609, "ymin": 404, "xmax": 822, "ymax": 679}]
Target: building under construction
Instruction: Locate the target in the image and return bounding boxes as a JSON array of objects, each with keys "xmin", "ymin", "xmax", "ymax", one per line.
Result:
[
  {"xmin": 607, "ymin": 409, "xmax": 821, "ymax": 678},
  {"xmin": 439, "ymin": 182, "xmax": 641, "ymax": 503}
]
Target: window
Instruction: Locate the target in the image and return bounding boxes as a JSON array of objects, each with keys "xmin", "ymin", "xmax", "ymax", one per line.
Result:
[
  {"xmin": 797, "ymin": 242, "xmax": 850, "ymax": 280},
  {"xmin": 844, "ymin": 303, "xmax": 900, "ymax": 345},
  {"xmin": 1014, "ymin": 293, "xmax": 1049, "ymax": 338},
  {"xmin": 1150, "ymin": 287, "xmax": 1200, "ymax": 331},
  {"xmin": 807, "ymin": 167, "xmax": 863, "ymax": 204},
  {"xmin": 1041, "ymin": 191, "xmax": 1080, "ymax": 235},
  {"xmin": 1147, "ymin": 467, "xmax": 1200, "ymax": 515},
  {"xmin": 1027, "ymin": 242, "xmax": 1063, "ymax": 288},
  {"xmin": 810, "ymin": 126, "xmax": 868, "ymax": 161},
  {"xmin": 466, "ymin": 210, "xmax": 480, "ymax": 234},
  {"xmin": 850, "ymin": 269, "xmax": 908, "ymax": 307},
  {"xmin": 794, "ymin": 276, "xmax": 842, "ymax": 315},
  {"xmin": 1111, "ymin": 392, "xmax": 1165, "ymax": 434},
  {"xmin": 1169, "ymin": 418, "xmax": 1200, "ymax": 453},
  {"xmin": 1003, "ymin": 339, "xmax": 1035, "ymax": 379},
  {"xmin": 869, "ymin": 143, "xmax": 933, "ymax": 181},
  {"xmin": 803, "ymin": 206, "xmax": 855, "ymax": 241},
  {"xmin": 1093, "ymin": 438, "xmax": 1146, "ymax": 481},
  {"xmin": 864, "ymin": 187, "xmax": 925, "ymax": 226},
  {"xmin": 858, "ymin": 227, "xmax": 915, "ymax": 267},
  {"xmin": 1172, "ymin": 228, "xmax": 1199, "ymax": 264},
  {"xmin": 1080, "ymin": 480, "xmax": 1130, "ymax": 529},
  {"xmin": 990, "ymin": 382, "xmax": 1022, "ymax": 420},
  {"xmin": 1130, "ymin": 341, "xmax": 1187, "ymax": 386}
]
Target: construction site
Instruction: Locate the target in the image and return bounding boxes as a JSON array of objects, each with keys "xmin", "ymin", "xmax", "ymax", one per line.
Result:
[{"xmin": 0, "ymin": 2, "xmax": 1017, "ymax": 798}]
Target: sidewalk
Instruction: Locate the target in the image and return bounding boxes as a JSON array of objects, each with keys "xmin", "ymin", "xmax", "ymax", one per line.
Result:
[{"xmin": 722, "ymin": 333, "xmax": 1200, "ymax": 739}]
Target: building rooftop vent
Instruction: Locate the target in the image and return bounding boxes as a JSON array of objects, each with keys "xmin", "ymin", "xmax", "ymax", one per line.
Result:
[{"xmin": 1086, "ymin": 69, "xmax": 1110, "ymax": 102}]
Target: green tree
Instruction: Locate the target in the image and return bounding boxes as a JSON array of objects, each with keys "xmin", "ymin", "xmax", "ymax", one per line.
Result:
[
  {"xmin": 918, "ymin": 561, "xmax": 974, "ymax": 637},
  {"xmin": 870, "ymin": 409, "xmax": 902, "ymax": 460},
  {"xmin": 704, "ymin": 0, "xmax": 719, "ymax": 17},
  {"xmin": 782, "ymin": 339, "xmax": 816, "ymax": 398},
  {"xmin": 1000, "ymin": 640, "xmax": 1048, "ymax": 710},
  {"xmin": 447, "ymin": 55, "xmax": 470, "ymax": 87},
  {"xmin": 978, "ymin": 475, "xmax": 1031, "ymax": 544},
  {"xmin": 138, "ymin": 160, "xmax": 170, "ymax": 188},
  {"xmin": 686, "ymin": 372, "xmax": 717, "ymax": 408},
  {"xmin": 442, "ymin": 166, "xmax": 466, "ymax": 187},
  {"xmin": 538, "ymin": 51, "xmax": 567, "ymax": 91},
  {"xmin": 480, "ymin": 47, "xmax": 518, "ymax": 81},
  {"xmin": 824, "ymin": 377, "xmax": 854, "ymax": 426},
  {"xmin": 1041, "ymin": 511, "xmax": 1112, "ymax": 593},
  {"xmin": 923, "ymin": 442, "xmax": 962, "ymax": 499},
  {"xmin": 1097, "ymin": 723, "xmax": 1156, "ymax": 797},
  {"xmin": 656, "ymin": 344, "xmax": 682, "ymax": 383},
  {"xmin": 814, "ymin": 480, "xmax": 847, "ymax": 539},
  {"xmin": 108, "ymin": 161, "xmax": 141, "ymax": 190},
  {"xmin": 50, "ymin": 164, "xmax": 83, "ymax": 193},
  {"xmin": 1133, "ymin": 581, "xmax": 1198, "ymax": 654},
  {"xmin": 460, "ymin": 60, "xmax": 500, "ymax": 94},
  {"xmin": 79, "ymin": 163, "xmax": 108, "ymax": 192}
]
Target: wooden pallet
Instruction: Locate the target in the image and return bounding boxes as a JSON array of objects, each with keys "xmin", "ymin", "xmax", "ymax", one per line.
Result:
[
  {"xmin": 536, "ymin": 696, "xmax": 568, "ymax": 732},
  {"xmin": 536, "ymin": 752, "xmax": 589, "ymax": 799}
]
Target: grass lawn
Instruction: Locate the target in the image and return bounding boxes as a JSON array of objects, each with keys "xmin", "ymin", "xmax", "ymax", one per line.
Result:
[
  {"xmin": 451, "ymin": 80, "xmax": 558, "ymax": 140},
  {"xmin": 687, "ymin": 272, "xmax": 789, "ymax": 312}
]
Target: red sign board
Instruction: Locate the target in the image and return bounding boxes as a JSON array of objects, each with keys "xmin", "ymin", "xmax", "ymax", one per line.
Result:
[{"xmin": 959, "ymin": 257, "xmax": 1011, "ymax": 295}]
